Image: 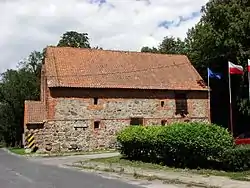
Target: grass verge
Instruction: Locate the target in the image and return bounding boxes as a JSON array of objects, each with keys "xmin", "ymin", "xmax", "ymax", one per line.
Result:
[
  {"xmin": 88, "ymin": 156, "xmax": 250, "ymax": 181},
  {"xmin": 8, "ymin": 148, "xmax": 26, "ymax": 155},
  {"xmin": 72, "ymin": 161, "xmax": 220, "ymax": 188},
  {"xmin": 8, "ymin": 147, "xmax": 117, "ymax": 157},
  {"xmin": 34, "ymin": 149, "xmax": 117, "ymax": 158}
]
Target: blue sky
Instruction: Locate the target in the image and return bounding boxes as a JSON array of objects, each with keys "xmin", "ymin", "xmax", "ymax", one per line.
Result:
[
  {"xmin": 158, "ymin": 11, "xmax": 201, "ymax": 29},
  {"xmin": 0, "ymin": 0, "xmax": 208, "ymax": 73}
]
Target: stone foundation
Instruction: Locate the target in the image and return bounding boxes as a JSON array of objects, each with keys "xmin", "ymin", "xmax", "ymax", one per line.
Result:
[
  {"xmin": 26, "ymin": 117, "xmax": 209, "ymax": 153},
  {"xmin": 26, "ymin": 119, "xmax": 128, "ymax": 152}
]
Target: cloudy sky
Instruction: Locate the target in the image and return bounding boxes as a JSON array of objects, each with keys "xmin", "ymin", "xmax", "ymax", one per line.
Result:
[{"xmin": 0, "ymin": 0, "xmax": 208, "ymax": 73}]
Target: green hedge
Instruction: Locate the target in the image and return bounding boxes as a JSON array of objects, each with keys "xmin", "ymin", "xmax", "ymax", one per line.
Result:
[
  {"xmin": 222, "ymin": 145, "xmax": 250, "ymax": 171},
  {"xmin": 117, "ymin": 122, "xmax": 235, "ymax": 169}
]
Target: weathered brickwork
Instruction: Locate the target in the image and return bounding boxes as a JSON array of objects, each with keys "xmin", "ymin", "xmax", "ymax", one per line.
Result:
[{"xmin": 25, "ymin": 87, "xmax": 209, "ymax": 152}]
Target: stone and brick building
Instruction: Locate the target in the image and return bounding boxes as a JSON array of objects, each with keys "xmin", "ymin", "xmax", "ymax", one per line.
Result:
[{"xmin": 24, "ymin": 47, "xmax": 209, "ymax": 152}]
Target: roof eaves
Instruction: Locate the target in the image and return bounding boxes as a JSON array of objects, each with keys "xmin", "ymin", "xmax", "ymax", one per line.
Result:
[{"xmin": 47, "ymin": 85, "xmax": 208, "ymax": 91}]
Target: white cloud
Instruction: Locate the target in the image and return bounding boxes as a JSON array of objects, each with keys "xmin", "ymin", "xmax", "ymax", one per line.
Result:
[{"xmin": 0, "ymin": 0, "xmax": 208, "ymax": 73}]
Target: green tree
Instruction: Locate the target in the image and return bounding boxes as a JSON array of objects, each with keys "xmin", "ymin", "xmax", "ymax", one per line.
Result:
[
  {"xmin": 0, "ymin": 52, "xmax": 42, "ymax": 146},
  {"xmin": 158, "ymin": 37, "xmax": 187, "ymax": 54},
  {"xmin": 141, "ymin": 36, "xmax": 187, "ymax": 55},
  {"xmin": 18, "ymin": 51, "xmax": 43, "ymax": 78},
  {"xmin": 57, "ymin": 31, "xmax": 91, "ymax": 48},
  {"xmin": 185, "ymin": 0, "xmax": 250, "ymax": 129},
  {"xmin": 141, "ymin": 46, "xmax": 159, "ymax": 53},
  {"xmin": 186, "ymin": 0, "xmax": 250, "ymax": 78}
]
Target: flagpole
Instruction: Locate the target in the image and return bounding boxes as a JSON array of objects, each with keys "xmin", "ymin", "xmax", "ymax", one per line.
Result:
[
  {"xmin": 228, "ymin": 62, "xmax": 233, "ymax": 135},
  {"xmin": 248, "ymin": 71, "xmax": 250, "ymax": 101},
  {"xmin": 207, "ymin": 68, "xmax": 211, "ymax": 122},
  {"xmin": 208, "ymin": 68, "xmax": 210, "ymax": 100},
  {"xmin": 248, "ymin": 60, "xmax": 250, "ymax": 100}
]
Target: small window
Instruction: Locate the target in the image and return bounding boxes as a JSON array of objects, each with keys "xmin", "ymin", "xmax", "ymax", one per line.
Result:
[
  {"xmin": 94, "ymin": 121, "xmax": 100, "ymax": 129},
  {"xmin": 175, "ymin": 93, "xmax": 188, "ymax": 115},
  {"xmin": 130, "ymin": 118, "xmax": 143, "ymax": 126},
  {"xmin": 160, "ymin": 101, "xmax": 165, "ymax": 107},
  {"xmin": 161, "ymin": 120, "xmax": 167, "ymax": 126},
  {"xmin": 94, "ymin": 98, "xmax": 98, "ymax": 105}
]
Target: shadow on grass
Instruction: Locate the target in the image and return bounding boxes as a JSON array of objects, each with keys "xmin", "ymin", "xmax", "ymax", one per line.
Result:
[{"xmin": 122, "ymin": 154, "xmax": 226, "ymax": 172}]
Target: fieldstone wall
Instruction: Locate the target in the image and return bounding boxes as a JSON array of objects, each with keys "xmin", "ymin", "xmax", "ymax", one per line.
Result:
[
  {"xmin": 26, "ymin": 89, "xmax": 209, "ymax": 152},
  {"xmin": 25, "ymin": 120, "xmax": 126, "ymax": 153},
  {"xmin": 53, "ymin": 91, "xmax": 209, "ymax": 121},
  {"xmin": 55, "ymin": 98, "xmax": 174, "ymax": 119}
]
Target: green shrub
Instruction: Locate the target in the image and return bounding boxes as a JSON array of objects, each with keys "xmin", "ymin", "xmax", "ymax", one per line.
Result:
[
  {"xmin": 116, "ymin": 126, "xmax": 145, "ymax": 159},
  {"xmin": 159, "ymin": 122, "xmax": 234, "ymax": 168},
  {"xmin": 117, "ymin": 122, "xmax": 234, "ymax": 169},
  {"xmin": 222, "ymin": 145, "xmax": 250, "ymax": 171},
  {"xmin": 117, "ymin": 126, "xmax": 164, "ymax": 161}
]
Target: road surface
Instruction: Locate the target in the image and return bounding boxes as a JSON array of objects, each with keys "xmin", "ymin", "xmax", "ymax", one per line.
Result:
[{"xmin": 0, "ymin": 149, "xmax": 141, "ymax": 188}]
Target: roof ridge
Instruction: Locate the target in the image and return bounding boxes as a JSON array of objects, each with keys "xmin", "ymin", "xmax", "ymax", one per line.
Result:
[{"xmin": 47, "ymin": 46, "xmax": 188, "ymax": 57}]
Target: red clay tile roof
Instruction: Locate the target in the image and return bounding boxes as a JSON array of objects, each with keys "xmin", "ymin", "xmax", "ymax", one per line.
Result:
[
  {"xmin": 24, "ymin": 101, "xmax": 45, "ymax": 124},
  {"xmin": 44, "ymin": 47, "xmax": 207, "ymax": 91}
]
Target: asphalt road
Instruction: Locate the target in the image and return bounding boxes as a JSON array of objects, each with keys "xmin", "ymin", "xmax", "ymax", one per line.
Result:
[{"xmin": 0, "ymin": 149, "xmax": 141, "ymax": 188}]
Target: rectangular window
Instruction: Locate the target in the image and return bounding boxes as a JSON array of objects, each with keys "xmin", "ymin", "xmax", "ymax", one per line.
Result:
[
  {"xmin": 94, "ymin": 121, "xmax": 100, "ymax": 129},
  {"xmin": 93, "ymin": 97, "xmax": 98, "ymax": 105},
  {"xmin": 130, "ymin": 118, "xmax": 143, "ymax": 126},
  {"xmin": 161, "ymin": 120, "xmax": 167, "ymax": 126},
  {"xmin": 175, "ymin": 93, "xmax": 188, "ymax": 115},
  {"xmin": 160, "ymin": 101, "xmax": 165, "ymax": 107}
]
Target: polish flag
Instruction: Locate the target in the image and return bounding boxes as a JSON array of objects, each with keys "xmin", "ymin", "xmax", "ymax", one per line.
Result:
[
  {"xmin": 228, "ymin": 61, "xmax": 244, "ymax": 75},
  {"xmin": 248, "ymin": 59, "xmax": 250, "ymax": 72}
]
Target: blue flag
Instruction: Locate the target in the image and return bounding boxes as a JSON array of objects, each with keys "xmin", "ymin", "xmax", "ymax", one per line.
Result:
[{"xmin": 207, "ymin": 68, "xmax": 222, "ymax": 79}]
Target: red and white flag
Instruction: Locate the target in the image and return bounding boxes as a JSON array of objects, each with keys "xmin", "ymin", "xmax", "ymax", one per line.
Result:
[
  {"xmin": 248, "ymin": 59, "xmax": 250, "ymax": 72},
  {"xmin": 228, "ymin": 61, "xmax": 244, "ymax": 75}
]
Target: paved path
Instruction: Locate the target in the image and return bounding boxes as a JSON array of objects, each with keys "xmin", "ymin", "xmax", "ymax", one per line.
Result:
[
  {"xmin": 29, "ymin": 152, "xmax": 120, "ymax": 166},
  {"xmin": 0, "ymin": 149, "xmax": 142, "ymax": 188}
]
